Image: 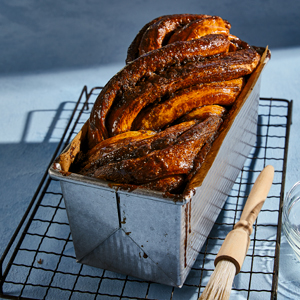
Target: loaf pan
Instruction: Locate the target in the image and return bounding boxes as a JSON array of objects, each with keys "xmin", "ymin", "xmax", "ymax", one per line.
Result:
[{"xmin": 49, "ymin": 47, "xmax": 270, "ymax": 287}]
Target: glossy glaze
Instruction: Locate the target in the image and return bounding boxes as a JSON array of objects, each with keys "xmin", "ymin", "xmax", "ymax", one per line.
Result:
[
  {"xmin": 178, "ymin": 104, "xmax": 226, "ymax": 123},
  {"xmin": 88, "ymin": 34, "xmax": 230, "ymax": 146},
  {"xmin": 138, "ymin": 14, "xmax": 210, "ymax": 56},
  {"xmin": 79, "ymin": 120, "xmax": 196, "ymax": 176},
  {"xmin": 133, "ymin": 78, "xmax": 244, "ymax": 131},
  {"xmin": 93, "ymin": 116, "xmax": 222, "ymax": 184},
  {"xmin": 168, "ymin": 16, "xmax": 230, "ymax": 44}
]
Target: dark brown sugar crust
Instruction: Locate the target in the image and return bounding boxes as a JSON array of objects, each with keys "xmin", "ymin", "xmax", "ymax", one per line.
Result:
[{"xmin": 88, "ymin": 34, "xmax": 230, "ymax": 146}]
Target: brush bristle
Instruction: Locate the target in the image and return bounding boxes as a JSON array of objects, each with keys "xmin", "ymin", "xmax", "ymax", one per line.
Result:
[{"xmin": 199, "ymin": 260, "xmax": 236, "ymax": 300}]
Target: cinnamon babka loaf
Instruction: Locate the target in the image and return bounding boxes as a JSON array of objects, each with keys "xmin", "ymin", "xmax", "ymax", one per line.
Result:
[{"xmin": 71, "ymin": 14, "xmax": 262, "ymax": 195}]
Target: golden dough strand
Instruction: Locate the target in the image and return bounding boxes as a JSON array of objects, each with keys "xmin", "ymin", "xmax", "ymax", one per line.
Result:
[
  {"xmin": 133, "ymin": 78, "xmax": 244, "ymax": 131},
  {"xmin": 178, "ymin": 105, "xmax": 227, "ymax": 123}
]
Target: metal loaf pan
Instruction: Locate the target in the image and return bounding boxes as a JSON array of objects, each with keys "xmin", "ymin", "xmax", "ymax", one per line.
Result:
[{"xmin": 49, "ymin": 48, "xmax": 270, "ymax": 288}]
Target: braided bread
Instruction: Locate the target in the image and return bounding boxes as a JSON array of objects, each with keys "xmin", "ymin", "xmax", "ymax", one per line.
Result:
[
  {"xmin": 88, "ymin": 34, "xmax": 230, "ymax": 146},
  {"xmin": 126, "ymin": 14, "xmax": 211, "ymax": 63},
  {"xmin": 76, "ymin": 14, "xmax": 262, "ymax": 195}
]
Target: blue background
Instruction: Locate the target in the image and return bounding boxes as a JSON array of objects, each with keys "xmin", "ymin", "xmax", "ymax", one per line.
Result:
[{"xmin": 1, "ymin": 1, "xmax": 300, "ymax": 298}]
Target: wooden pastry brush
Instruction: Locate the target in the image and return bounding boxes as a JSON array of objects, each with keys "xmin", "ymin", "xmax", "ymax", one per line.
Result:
[{"xmin": 199, "ymin": 165, "xmax": 274, "ymax": 300}]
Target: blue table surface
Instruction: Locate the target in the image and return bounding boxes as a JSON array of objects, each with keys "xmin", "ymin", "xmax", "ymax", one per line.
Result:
[{"xmin": 1, "ymin": 1, "xmax": 300, "ymax": 299}]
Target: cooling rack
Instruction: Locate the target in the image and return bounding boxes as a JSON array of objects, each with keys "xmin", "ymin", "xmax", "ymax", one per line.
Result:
[{"xmin": 0, "ymin": 86, "xmax": 292, "ymax": 300}]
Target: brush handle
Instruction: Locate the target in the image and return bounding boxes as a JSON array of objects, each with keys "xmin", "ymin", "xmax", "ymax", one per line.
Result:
[
  {"xmin": 235, "ymin": 165, "xmax": 275, "ymax": 234},
  {"xmin": 214, "ymin": 165, "xmax": 274, "ymax": 274}
]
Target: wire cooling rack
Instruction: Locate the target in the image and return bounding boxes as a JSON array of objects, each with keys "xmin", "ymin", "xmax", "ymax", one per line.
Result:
[{"xmin": 0, "ymin": 86, "xmax": 292, "ymax": 300}]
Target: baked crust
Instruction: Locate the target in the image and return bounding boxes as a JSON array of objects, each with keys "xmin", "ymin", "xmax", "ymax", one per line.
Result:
[
  {"xmin": 132, "ymin": 78, "xmax": 244, "ymax": 131},
  {"xmin": 93, "ymin": 116, "xmax": 222, "ymax": 184},
  {"xmin": 79, "ymin": 121, "xmax": 197, "ymax": 176},
  {"xmin": 126, "ymin": 14, "xmax": 167, "ymax": 64},
  {"xmin": 73, "ymin": 13, "xmax": 264, "ymax": 194},
  {"xmin": 108, "ymin": 48, "xmax": 259, "ymax": 135},
  {"xmin": 72, "ymin": 130, "xmax": 155, "ymax": 172},
  {"xmin": 88, "ymin": 34, "xmax": 230, "ymax": 146},
  {"xmin": 178, "ymin": 105, "xmax": 226, "ymax": 123},
  {"xmin": 168, "ymin": 16, "xmax": 230, "ymax": 44},
  {"xmin": 138, "ymin": 14, "xmax": 210, "ymax": 56}
]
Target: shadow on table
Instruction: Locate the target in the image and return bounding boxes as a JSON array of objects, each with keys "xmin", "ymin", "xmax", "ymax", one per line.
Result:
[{"xmin": 0, "ymin": 101, "xmax": 78, "ymax": 257}]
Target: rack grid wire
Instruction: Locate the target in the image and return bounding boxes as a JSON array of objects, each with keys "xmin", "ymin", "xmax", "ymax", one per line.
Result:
[{"xmin": 0, "ymin": 86, "xmax": 292, "ymax": 300}]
